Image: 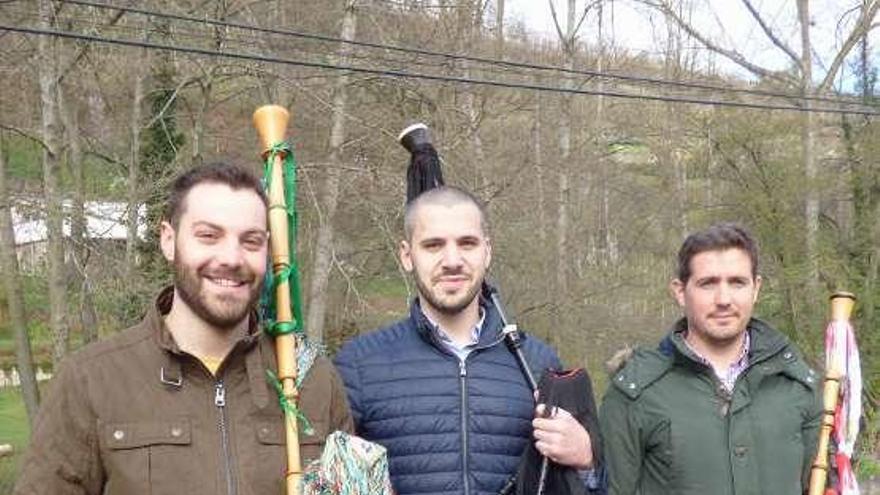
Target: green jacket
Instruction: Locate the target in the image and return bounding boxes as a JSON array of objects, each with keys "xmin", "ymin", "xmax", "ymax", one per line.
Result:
[{"xmin": 600, "ymin": 318, "xmax": 821, "ymax": 495}]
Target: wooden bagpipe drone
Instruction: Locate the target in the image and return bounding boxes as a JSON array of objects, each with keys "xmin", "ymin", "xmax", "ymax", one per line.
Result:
[
  {"xmin": 808, "ymin": 291, "xmax": 863, "ymax": 495},
  {"xmin": 253, "ymin": 105, "xmax": 392, "ymax": 495}
]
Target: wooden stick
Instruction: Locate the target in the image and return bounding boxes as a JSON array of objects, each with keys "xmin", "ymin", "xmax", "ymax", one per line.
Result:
[
  {"xmin": 253, "ymin": 104, "xmax": 301, "ymax": 495},
  {"xmin": 807, "ymin": 291, "xmax": 856, "ymax": 495}
]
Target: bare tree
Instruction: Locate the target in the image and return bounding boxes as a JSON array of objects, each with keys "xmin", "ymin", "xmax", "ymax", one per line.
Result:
[
  {"xmin": 305, "ymin": 0, "xmax": 359, "ymax": 342},
  {"xmin": 60, "ymin": 82, "xmax": 99, "ymax": 344},
  {"xmin": 549, "ymin": 0, "xmax": 593, "ymax": 295},
  {"xmin": 495, "ymin": 0, "xmax": 505, "ymax": 57},
  {"xmin": 126, "ymin": 51, "xmax": 147, "ymax": 274},
  {"xmin": 38, "ymin": 0, "xmax": 71, "ymax": 364},
  {"xmin": 639, "ymin": 0, "xmax": 880, "ymax": 291},
  {"xmin": 0, "ymin": 134, "xmax": 41, "ymax": 425}
]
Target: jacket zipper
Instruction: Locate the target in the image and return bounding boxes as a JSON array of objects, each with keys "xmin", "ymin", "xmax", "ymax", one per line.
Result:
[
  {"xmin": 215, "ymin": 381, "xmax": 236, "ymax": 495},
  {"xmin": 459, "ymin": 359, "xmax": 471, "ymax": 495}
]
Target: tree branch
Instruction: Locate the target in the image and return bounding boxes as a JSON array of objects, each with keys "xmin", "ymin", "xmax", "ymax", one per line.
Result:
[
  {"xmin": 640, "ymin": 0, "xmax": 795, "ymax": 85},
  {"xmin": 548, "ymin": 0, "xmax": 568, "ymax": 48},
  {"xmin": 818, "ymin": 0, "xmax": 880, "ymax": 92},
  {"xmin": 0, "ymin": 124, "xmax": 50, "ymax": 153},
  {"xmin": 740, "ymin": 0, "xmax": 801, "ymax": 67}
]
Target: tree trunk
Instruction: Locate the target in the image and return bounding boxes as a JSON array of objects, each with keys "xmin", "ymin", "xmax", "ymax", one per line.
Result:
[
  {"xmin": 533, "ymin": 81, "xmax": 546, "ymax": 246},
  {"xmin": 665, "ymin": 2, "xmax": 688, "ymax": 240},
  {"xmin": 555, "ymin": 0, "xmax": 577, "ymax": 296},
  {"xmin": 596, "ymin": 1, "xmax": 615, "ymax": 264},
  {"xmin": 191, "ymin": 80, "xmax": 212, "ymax": 165},
  {"xmin": 305, "ymin": 0, "xmax": 358, "ymax": 342},
  {"xmin": 38, "ymin": 0, "xmax": 70, "ymax": 364},
  {"xmin": 495, "ymin": 0, "xmax": 505, "ymax": 58},
  {"xmin": 126, "ymin": 51, "xmax": 146, "ymax": 274},
  {"xmin": 0, "ymin": 135, "xmax": 41, "ymax": 425},
  {"xmin": 60, "ymin": 83, "xmax": 99, "ymax": 345},
  {"xmin": 798, "ymin": 0, "xmax": 819, "ymax": 296}
]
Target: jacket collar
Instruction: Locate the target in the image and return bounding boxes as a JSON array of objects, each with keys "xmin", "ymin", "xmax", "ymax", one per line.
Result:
[
  {"xmin": 659, "ymin": 317, "xmax": 788, "ymax": 366},
  {"xmin": 148, "ymin": 286, "xmax": 267, "ymax": 400}
]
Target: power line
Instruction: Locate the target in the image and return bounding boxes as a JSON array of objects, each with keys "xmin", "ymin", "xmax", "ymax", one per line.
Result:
[
  {"xmin": 56, "ymin": 0, "xmax": 870, "ymax": 108},
  {"xmin": 3, "ymin": 23, "xmax": 879, "ymax": 117}
]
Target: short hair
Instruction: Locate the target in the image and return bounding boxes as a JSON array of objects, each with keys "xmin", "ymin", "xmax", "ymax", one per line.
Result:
[
  {"xmin": 676, "ymin": 222, "xmax": 759, "ymax": 283},
  {"xmin": 403, "ymin": 186, "xmax": 489, "ymax": 240},
  {"xmin": 163, "ymin": 162, "xmax": 267, "ymax": 228}
]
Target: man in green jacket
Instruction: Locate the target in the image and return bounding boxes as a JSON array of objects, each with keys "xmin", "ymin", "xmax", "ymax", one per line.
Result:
[
  {"xmin": 600, "ymin": 223, "xmax": 821, "ymax": 495},
  {"xmin": 14, "ymin": 163, "xmax": 353, "ymax": 495}
]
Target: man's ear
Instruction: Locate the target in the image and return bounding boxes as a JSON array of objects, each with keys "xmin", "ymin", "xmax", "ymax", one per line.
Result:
[
  {"xmin": 753, "ymin": 274, "xmax": 762, "ymax": 303},
  {"xmin": 160, "ymin": 221, "xmax": 176, "ymax": 262},
  {"xmin": 399, "ymin": 239, "xmax": 413, "ymax": 272},
  {"xmin": 670, "ymin": 278, "xmax": 686, "ymax": 307}
]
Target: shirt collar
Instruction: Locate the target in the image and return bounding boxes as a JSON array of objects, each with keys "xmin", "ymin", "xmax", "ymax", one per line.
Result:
[
  {"xmin": 681, "ymin": 329, "xmax": 751, "ymax": 392},
  {"xmin": 425, "ymin": 307, "xmax": 486, "ymax": 351}
]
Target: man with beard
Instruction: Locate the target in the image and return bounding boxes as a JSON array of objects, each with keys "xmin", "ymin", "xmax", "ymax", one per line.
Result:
[
  {"xmin": 15, "ymin": 163, "xmax": 353, "ymax": 495},
  {"xmin": 600, "ymin": 223, "xmax": 821, "ymax": 495},
  {"xmin": 334, "ymin": 186, "xmax": 602, "ymax": 495}
]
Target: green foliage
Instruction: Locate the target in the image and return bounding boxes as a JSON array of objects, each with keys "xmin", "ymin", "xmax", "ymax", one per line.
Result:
[
  {"xmin": 137, "ymin": 44, "xmax": 185, "ymax": 276},
  {"xmin": 4, "ymin": 138, "xmax": 41, "ymax": 182}
]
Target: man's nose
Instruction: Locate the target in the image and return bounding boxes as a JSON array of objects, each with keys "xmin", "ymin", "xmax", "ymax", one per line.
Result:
[
  {"xmin": 441, "ymin": 245, "xmax": 464, "ymax": 267},
  {"xmin": 216, "ymin": 239, "xmax": 245, "ymax": 266},
  {"xmin": 715, "ymin": 284, "xmax": 733, "ymax": 305}
]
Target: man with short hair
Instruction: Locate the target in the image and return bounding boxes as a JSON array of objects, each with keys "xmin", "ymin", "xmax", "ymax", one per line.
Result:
[
  {"xmin": 334, "ymin": 186, "xmax": 603, "ymax": 495},
  {"xmin": 600, "ymin": 222, "xmax": 821, "ymax": 495},
  {"xmin": 15, "ymin": 163, "xmax": 352, "ymax": 495}
]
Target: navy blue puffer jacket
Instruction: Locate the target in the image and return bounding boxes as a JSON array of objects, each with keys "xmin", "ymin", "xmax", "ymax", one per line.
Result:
[{"xmin": 334, "ymin": 292, "xmax": 561, "ymax": 495}]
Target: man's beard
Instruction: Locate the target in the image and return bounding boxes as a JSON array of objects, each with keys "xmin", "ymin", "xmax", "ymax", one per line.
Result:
[
  {"xmin": 415, "ymin": 270, "xmax": 483, "ymax": 316},
  {"xmin": 173, "ymin": 258, "xmax": 262, "ymax": 330}
]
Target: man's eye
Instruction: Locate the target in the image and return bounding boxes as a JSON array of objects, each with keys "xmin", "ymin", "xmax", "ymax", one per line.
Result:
[
  {"xmin": 242, "ymin": 236, "xmax": 266, "ymax": 249},
  {"xmin": 197, "ymin": 231, "xmax": 219, "ymax": 241}
]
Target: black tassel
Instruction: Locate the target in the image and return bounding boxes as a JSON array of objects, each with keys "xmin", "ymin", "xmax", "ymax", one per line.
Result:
[
  {"xmin": 510, "ymin": 369, "xmax": 602, "ymax": 495},
  {"xmin": 399, "ymin": 123, "xmax": 445, "ymax": 202}
]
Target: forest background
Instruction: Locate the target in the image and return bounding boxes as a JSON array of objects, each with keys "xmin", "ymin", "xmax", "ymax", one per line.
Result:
[{"xmin": 1, "ymin": 0, "xmax": 880, "ymax": 489}]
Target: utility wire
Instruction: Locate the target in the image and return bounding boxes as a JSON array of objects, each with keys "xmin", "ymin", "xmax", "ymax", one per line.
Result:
[
  {"xmin": 3, "ymin": 23, "xmax": 878, "ymax": 116},
  {"xmin": 56, "ymin": 0, "xmax": 871, "ymax": 108}
]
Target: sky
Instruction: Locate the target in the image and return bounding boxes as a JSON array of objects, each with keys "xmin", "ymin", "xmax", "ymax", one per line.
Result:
[{"xmin": 504, "ymin": 0, "xmax": 876, "ymax": 91}]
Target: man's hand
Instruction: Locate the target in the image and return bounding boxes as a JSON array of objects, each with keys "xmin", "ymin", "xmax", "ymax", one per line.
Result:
[{"xmin": 532, "ymin": 404, "xmax": 594, "ymax": 469}]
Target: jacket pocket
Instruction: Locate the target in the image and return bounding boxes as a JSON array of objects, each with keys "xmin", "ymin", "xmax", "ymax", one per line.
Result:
[
  {"xmin": 248, "ymin": 418, "xmax": 327, "ymax": 495},
  {"xmin": 256, "ymin": 418, "xmax": 328, "ymax": 463},
  {"xmin": 99, "ymin": 418, "xmax": 194, "ymax": 495}
]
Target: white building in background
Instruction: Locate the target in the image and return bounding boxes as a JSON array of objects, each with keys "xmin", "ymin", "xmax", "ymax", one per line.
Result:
[{"xmin": 11, "ymin": 198, "xmax": 147, "ymax": 271}]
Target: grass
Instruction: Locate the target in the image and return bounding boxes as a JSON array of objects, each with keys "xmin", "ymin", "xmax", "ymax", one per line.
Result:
[
  {"xmin": 0, "ymin": 388, "xmax": 29, "ymax": 492},
  {"xmin": 359, "ymin": 276, "xmax": 408, "ymax": 299},
  {"xmin": 0, "ymin": 388, "xmax": 29, "ymax": 450}
]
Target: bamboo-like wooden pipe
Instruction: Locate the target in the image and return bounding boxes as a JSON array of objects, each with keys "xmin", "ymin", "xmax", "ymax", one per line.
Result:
[
  {"xmin": 807, "ymin": 291, "xmax": 856, "ymax": 495},
  {"xmin": 253, "ymin": 104, "xmax": 301, "ymax": 495}
]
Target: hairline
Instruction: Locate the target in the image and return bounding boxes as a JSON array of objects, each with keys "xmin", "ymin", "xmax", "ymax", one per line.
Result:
[
  {"xmin": 403, "ymin": 187, "xmax": 489, "ymax": 241},
  {"xmin": 172, "ymin": 180, "xmax": 267, "ymax": 229},
  {"xmin": 676, "ymin": 223, "xmax": 759, "ymax": 284}
]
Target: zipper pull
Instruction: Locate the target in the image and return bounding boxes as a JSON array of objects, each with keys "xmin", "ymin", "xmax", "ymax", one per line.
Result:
[
  {"xmin": 459, "ymin": 360, "xmax": 467, "ymax": 377},
  {"xmin": 214, "ymin": 382, "xmax": 226, "ymax": 407}
]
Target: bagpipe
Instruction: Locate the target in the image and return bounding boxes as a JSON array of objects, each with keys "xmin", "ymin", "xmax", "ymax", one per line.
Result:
[
  {"xmin": 808, "ymin": 292, "xmax": 862, "ymax": 495},
  {"xmin": 253, "ymin": 105, "xmax": 392, "ymax": 495},
  {"xmin": 398, "ymin": 123, "xmax": 602, "ymax": 495}
]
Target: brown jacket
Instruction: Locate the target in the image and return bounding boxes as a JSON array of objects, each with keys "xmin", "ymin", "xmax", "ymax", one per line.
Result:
[{"xmin": 14, "ymin": 288, "xmax": 353, "ymax": 495}]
